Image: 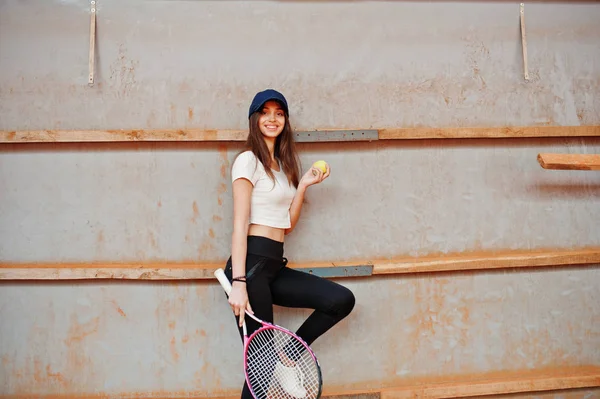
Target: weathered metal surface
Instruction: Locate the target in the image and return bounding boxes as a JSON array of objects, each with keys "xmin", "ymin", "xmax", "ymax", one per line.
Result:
[
  {"xmin": 1, "ymin": 2, "xmax": 600, "ymax": 131},
  {"xmin": 1, "ymin": 0, "xmax": 600, "ymax": 398},
  {"xmin": 1, "ymin": 268, "xmax": 599, "ymax": 396}
]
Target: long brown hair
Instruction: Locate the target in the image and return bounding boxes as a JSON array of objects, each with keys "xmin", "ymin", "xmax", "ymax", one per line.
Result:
[{"xmin": 242, "ymin": 112, "xmax": 301, "ymax": 188}]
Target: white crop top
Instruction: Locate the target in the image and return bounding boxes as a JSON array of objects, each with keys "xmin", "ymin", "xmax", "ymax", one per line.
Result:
[{"xmin": 231, "ymin": 151, "xmax": 297, "ymax": 229}]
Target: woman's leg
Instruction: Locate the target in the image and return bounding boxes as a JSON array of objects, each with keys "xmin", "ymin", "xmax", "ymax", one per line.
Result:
[
  {"xmin": 224, "ymin": 256, "xmax": 276, "ymax": 399},
  {"xmin": 270, "ymin": 266, "xmax": 355, "ymax": 346}
]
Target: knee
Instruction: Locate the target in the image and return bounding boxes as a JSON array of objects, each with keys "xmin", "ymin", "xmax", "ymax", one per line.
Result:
[{"xmin": 331, "ymin": 285, "xmax": 355, "ymax": 318}]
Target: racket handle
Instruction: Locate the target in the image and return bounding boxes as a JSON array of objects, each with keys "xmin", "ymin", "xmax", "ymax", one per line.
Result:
[{"xmin": 214, "ymin": 268, "xmax": 232, "ymax": 295}]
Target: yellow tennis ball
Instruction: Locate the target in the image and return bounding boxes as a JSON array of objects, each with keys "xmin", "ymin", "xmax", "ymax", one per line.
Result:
[{"xmin": 312, "ymin": 160, "xmax": 328, "ymax": 174}]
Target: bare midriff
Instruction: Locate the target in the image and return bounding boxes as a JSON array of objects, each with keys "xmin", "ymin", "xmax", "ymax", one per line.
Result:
[{"xmin": 248, "ymin": 223, "xmax": 286, "ymax": 243}]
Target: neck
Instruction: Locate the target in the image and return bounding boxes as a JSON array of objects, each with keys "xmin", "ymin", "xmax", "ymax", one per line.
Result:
[{"xmin": 264, "ymin": 137, "xmax": 276, "ymax": 160}]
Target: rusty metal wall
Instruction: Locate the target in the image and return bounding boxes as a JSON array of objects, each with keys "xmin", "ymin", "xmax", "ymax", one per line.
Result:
[{"xmin": 1, "ymin": 0, "xmax": 599, "ymax": 397}]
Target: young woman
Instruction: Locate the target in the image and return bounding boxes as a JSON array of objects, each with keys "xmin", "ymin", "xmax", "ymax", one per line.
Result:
[{"xmin": 223, "ymin": 89, "xmax": 356, "ymax": 399}]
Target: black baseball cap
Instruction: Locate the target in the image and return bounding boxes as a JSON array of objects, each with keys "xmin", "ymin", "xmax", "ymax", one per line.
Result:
[{"xmin": 248, "ymin": 89, "xmax": 289, "ymax": 119}]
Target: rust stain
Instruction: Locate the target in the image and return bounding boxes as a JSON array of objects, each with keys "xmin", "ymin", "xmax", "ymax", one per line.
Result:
[
  {"xmin": 168, "ymin": 321, "xmax": 176, "ymax": 330},
  {"xmin": 33, "ymin": 358, "xmax": 43, "ymax": 384},
  {"xmin": 213, "ymin": 215, "xmax": 222, "ymax": 222},
  {"xmin": 149, "ymin": 231, "xmax": 158, "ymax": 249},
  {"xmin": 170, "ymin": 104, "xmax": 176, "ymax": 123},
  {"xmin": 125, "ymin": 130, "xmax": 143, "ymax": 140},
  {"xmin": 191, "ymin": 201, "xmax": 200, "ymax": 224},
  {"xmin": 216, "ymin": 142, "xmax": 229, "ymax": 211},
  {"xmin": 218, "ymin": 144, "xmax": 229, "ymax": 179},
  {"xmin": 67, "ymin": 316, "xmax": 100, "ymax": 342},
  {"xmin": 197, "ymin": 241, "xmax": 215, "ymax": 259},
  {"xmin": 157, "ymin": 200, "xmax": 162, "ymax": 207},
  {"xmin": 112, "ymin": 301, "xmax": 126, "ymax": 317},
  {"xmin": 188, "ymin": 107, "xmax": 194, "ymax": 121},
  {"xmin": 209, "ymin": 228, "xmax": 215, "ymax": 239},
  {"xmin": 199, "ymin": 329, "xmax": 207, "ymax": 337},
  {"xmin": 64, "ymin": 314, "xmax": 100, "ymax": 382},
  {"xmin": 182, "ymin": 334, "xmax": 190, "ymax": 344},
  {"xmin": 108, "ymin": 44, "xmax": 138, "ymax": 97},
  {"xmin": 46, "ymin": 364, "xmax": 68, "ymax": 386},
  {"xmin": 203, "ymin": 130, "xmax": 218, "ymax": 141},
  {"xmin": 97, "ymin": 231, "xmax": 104, "ymax": 243},
  {"xmin": 170, "ymin": 337, "xmax": 179, "ymax": 362},
  {"xmin": 7, "ymin": 131, "xmax": 16, "ymax": 140}
]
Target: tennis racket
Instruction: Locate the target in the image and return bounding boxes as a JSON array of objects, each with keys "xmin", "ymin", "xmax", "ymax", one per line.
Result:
[{"xmin": 214, "ymin": 268, "xmax": 323, "ymax": 399}]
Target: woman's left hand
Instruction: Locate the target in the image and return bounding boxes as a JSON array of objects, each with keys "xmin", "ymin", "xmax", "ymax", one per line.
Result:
[{"xmin": 299, "ymin": 163, "xmax": 330, "ymax": 189}]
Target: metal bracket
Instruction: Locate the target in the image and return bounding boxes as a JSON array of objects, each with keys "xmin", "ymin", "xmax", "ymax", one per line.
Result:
[
  {"xmin": 89, "ymin": 0, "xmax": 96, "ymax": 85},
  {"xmin": 295, "ymin": 265, "xmax": 373, "ymax": 278},
  {"xmin": 520, "ymin": 3, "xmax": 529, "ymax": 81},
  {"xmin": 294, "ymin": 129, "xmax": 378, "ymax": 143}
]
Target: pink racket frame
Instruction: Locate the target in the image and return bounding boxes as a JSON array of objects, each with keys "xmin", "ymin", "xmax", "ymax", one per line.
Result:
[
  {"xmin": 213, "ymin": 268, "xmax": 322, "ymax": 398},
  {"xmin": 242, "ymin": 313, "xmax": 322, "ymax": 399}
]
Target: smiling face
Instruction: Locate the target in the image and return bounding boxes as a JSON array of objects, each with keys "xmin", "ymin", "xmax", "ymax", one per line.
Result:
[{"xmin": 258, "ymin": 100, "xmax": 286, "ymax": 139}]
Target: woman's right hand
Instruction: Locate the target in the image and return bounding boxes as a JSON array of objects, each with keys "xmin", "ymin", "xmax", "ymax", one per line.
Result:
[{"xmin": 229, "ymin": 282, "xmax": 254, "ymax": 327}]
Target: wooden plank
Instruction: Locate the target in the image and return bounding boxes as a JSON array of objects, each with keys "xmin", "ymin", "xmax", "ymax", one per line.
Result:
[
  {"xmin": 1, "ymin": 248, "xmax": 598, "ymax": 281},
  {"xmin": 372, "ymin": 248, "xmax": 600, "ymax": 275},
  {"xmin": 3, "ymin": 366, "xmax": 597, "ymax": 399},
  {"xmin": 378, "ymin": 125, "xmax": 600, "ymax": 140},
  {"xmin": 1, "ymin": 125, "xmax": 599, "ymax": 143},
  {"xmin": 0, "ymin": 129, "xmax": 247, "ymax": 143},
  {"xmin": 381, "ymin": 366, "xmax": 600, "ymax": 399},
  {"xmin": 0, "ymin": 264, "xmax": 218, "ymax": 280},
  {"xmin": 537, "ymin": 153, "xmax": 600, "ymax": 171}
]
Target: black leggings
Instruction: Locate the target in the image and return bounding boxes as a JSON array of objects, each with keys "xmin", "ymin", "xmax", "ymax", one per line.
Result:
[{"xmin": 224, "ymin": 235, "xmax": 355, "ymax": 399}]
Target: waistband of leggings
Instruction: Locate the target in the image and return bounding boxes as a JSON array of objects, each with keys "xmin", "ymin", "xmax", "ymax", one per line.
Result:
[{"xmin": 246, "ymin": 235, "xmax": 284, "ymax": 261}]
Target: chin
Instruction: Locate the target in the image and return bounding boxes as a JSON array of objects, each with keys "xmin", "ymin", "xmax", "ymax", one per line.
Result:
[{"xmin": 260, "ymin": 128, "xmax": 283, "ymax": 138}]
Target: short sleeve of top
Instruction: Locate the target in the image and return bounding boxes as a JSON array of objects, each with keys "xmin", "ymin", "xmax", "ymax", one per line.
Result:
[{"xmin": 231, "ymin": 151, "xmax": 261, "ymax": 186}]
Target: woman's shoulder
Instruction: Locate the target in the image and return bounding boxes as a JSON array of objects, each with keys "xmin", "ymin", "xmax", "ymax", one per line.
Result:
[
  {"xmin": 236, "ymin": 149, "xmax": 256, "ymax": 159},
  {"xmin": 233, "ymin": 150, "xmax": 258, "ymax": 166}
]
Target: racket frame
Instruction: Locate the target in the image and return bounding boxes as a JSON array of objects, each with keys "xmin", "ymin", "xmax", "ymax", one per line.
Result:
[{"xmin": 214, "ymin": 268, "xmax": 323, "ymax": 399}]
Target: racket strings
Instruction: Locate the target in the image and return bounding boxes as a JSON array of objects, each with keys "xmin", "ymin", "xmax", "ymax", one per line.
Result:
[{"xmin": 246, "ymin": 327, "xmax": 320, "ymax": 399}]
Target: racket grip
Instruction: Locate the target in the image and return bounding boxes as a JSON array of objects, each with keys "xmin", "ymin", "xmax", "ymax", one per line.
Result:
[{"xmin": 214, "ymin": 268, "xmax": 232, "ymax": 295}]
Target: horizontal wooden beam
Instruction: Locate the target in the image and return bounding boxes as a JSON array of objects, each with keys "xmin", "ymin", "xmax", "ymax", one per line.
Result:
[
  {"xmin": 378, "ymin": 125, "xmax": 600, "ymax": 139},
  {"xmin": 380, "ymin": 365, "xmax": 600, "ymax": 399},
  {"xmin": 538, "ymin": 153, "xmax": 600, "ymax": 171},
  {"xmin": 1, "ymin": 247, "xmax": 598, "ymax": 281},
  {"xmin": 371, "ymin": 248, "xmax": 600, "ymax": 275},
  {"xmin": 5, "ymin": 366, "xmax": 598, "ymax": 399},
  {"xmin": 1, "ymin": 125, "xmax": 598, "ymax": 143},
  {"xmin": 0, "ymin": 129, "xmax": 247, "ymax": 143}
]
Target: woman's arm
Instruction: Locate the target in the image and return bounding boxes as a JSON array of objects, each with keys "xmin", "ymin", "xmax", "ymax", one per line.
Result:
[
  {"xmin": 285, "ymin": 163, "xmax": 330, "ymax": 235},
  {"xmin": 285, "ymin": 184, "xmax": 307, "ymax": 235},
  {"xmin": 229, "ymin": 177, "xmax": 254, "ymax": 326}
]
